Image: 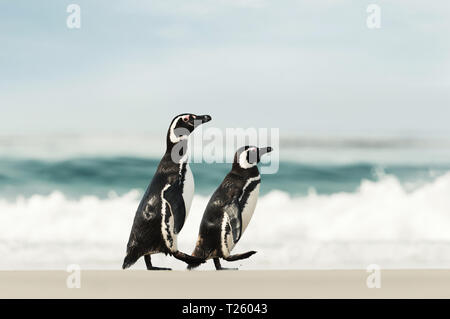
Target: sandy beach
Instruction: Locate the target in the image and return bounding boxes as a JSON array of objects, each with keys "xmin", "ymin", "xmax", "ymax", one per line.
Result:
[{"xmin": 0, "ymin": 269, "xmax": 449, "ymax": 299}]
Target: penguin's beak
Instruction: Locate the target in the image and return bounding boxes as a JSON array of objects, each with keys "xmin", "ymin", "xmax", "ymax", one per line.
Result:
[
  {"xmin": 194, "ymin": 114, "xmax": 212, "ymax": 127},
  {"xmin": 199, "ymin": 114, "xmax": 212, "ymax": 123},
  {"xmin": 258, "ymin": 146, "xmax": 273, "ymax": 156}
]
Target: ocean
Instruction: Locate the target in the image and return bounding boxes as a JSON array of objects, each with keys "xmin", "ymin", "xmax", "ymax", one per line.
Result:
[{"xmin": 1, "ymin": 134, "xmax": 450, "ymax": 270}]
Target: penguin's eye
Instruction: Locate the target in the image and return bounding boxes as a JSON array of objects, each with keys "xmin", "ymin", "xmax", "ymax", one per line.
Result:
[{"xmin": 183, "ymin": 116, "xmax": 189, "ymax": 122}]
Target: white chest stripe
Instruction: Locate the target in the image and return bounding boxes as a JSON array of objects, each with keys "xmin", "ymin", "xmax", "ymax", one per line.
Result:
[
  {"xmin": 182, "ymin": 163, "xmax": 194, "ymax": 217},
  {"xmin": 239, "ymin": 176, "xmax": 261, "ymax": 236},
  {"xmin": 241, "ymin": 184, "xmax": 260, "ymax": 233},
  {"xmin": 179, "ymin": 154, "xmax": 188, "ymax": 175},
  {"xmin": 239, "ymin": 176, "xmax": 261, "ymax": 202},
  {"xmin": 178, "ymin": 154, "xmax": 194, "ymax": 217}
]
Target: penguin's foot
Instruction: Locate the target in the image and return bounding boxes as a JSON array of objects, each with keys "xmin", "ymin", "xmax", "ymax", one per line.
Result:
[
  {"xmin": 223, "ymin": 251, "xmax": 257, "ymax": 262},
  {"xmin": 144, "ymin": 254, "xmax": 172, "ymax": 271},
  {"xmin": 173, "ymin": 251, "xmax": 206, "ymax": 265},
  {"xmin": 147, "ymin": 266, "xmax": 172, "ymax": 271},
  {"xmin": 213, "ymin": 258, "xmax": 238, "ymax": 271}
]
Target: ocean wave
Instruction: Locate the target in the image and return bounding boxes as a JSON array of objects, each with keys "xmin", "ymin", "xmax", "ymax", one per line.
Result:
[
  {"xmin": 1, "ymin": 156, "xmax": 449, "ymax": 199},
  {"xmin": 2, "ymin": 134, "xmax": 450, "ymax": 165},
  {"xmin": 1, "ymin": 173, "xmax": 450, "ymax": 269}
]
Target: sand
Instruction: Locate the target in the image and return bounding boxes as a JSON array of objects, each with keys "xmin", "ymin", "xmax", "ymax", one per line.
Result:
[{"xmin": 0, "ymin": 270, "xmax": 449, "ymax": 299}]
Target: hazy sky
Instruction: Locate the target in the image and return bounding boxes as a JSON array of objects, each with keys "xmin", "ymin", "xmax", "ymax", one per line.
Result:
[{"xmin": 1, "ymin": 0, "xmax": 449, "ymax": 135}]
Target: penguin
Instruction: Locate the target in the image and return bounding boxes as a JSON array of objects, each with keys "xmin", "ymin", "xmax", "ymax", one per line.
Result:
[
  {"xmin": 188, "ymin": 145, "xmax": 273, "ymax": 270},
  {"xmin": 122, "ymin": 113, "xmax": 212, "ymax": 270}
]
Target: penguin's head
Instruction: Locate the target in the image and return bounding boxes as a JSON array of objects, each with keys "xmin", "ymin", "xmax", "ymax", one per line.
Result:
[
  {"xmin": 234, "ymin": 145, "xmax": 273, "ymax": 169},
  {"xmin": 167, "ymin": 113, "xmax": 212, "ymax": 144}
]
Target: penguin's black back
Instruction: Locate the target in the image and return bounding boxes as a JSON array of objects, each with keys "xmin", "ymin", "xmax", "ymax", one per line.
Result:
[
  {"xmin": 192, "ymin": 167, "xmax": 259, "ymax": 259},
  {"xmin": 123, "ymin": 153, "xmax": 185, "ymax": 268}
]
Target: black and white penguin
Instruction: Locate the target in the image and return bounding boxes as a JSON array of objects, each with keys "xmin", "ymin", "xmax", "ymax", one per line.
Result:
[
  {"xmin": 188, "ymin": 145, "xmax": 273, "ymax": 270},
  {"xmin": 122, "ymin": 113, "xmax": 212, "ymax": 270}
]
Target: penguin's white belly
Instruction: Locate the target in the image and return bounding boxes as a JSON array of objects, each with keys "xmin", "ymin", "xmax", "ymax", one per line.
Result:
[
  {"xmin": 241, "ymin": 184, "xmax": 260, "ymax": 234},
  {"xmin": 221, "ymin": 184, "xmax": 260, "ymax": 258},
  {"xmin": 182, "ymin": 164, "xmax": 195, "ymax": 217}
]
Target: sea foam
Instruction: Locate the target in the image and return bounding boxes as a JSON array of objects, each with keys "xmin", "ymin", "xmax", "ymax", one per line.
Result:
[{"xmin": 1, "ymin": 172, "xmax": 450, "ymax": 269}]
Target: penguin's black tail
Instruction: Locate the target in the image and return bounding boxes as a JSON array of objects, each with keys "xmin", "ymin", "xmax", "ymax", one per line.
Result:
[
  {"xmin": 186, "ymin": 255, "xmax": 204, "ymax": 270},
  {"xmin": 122, "ymin": 249, "xmax": 140, "ymax": 269},
  {"xmin": 187, "ymin": 262, "xmax": 201, "ymax": 270}
]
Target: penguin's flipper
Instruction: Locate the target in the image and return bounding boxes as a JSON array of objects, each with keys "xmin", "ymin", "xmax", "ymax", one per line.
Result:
[
  {"xmin": 162, "ymin": 183, "xmax": 186, "ymax": 234},
  {"xmin": 224, "ymin": 202, "xmax": 242, "ymax": 243},
  {"xmin": 223, "ymin": 251, "xmax": 257, "ymax": 262}
]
